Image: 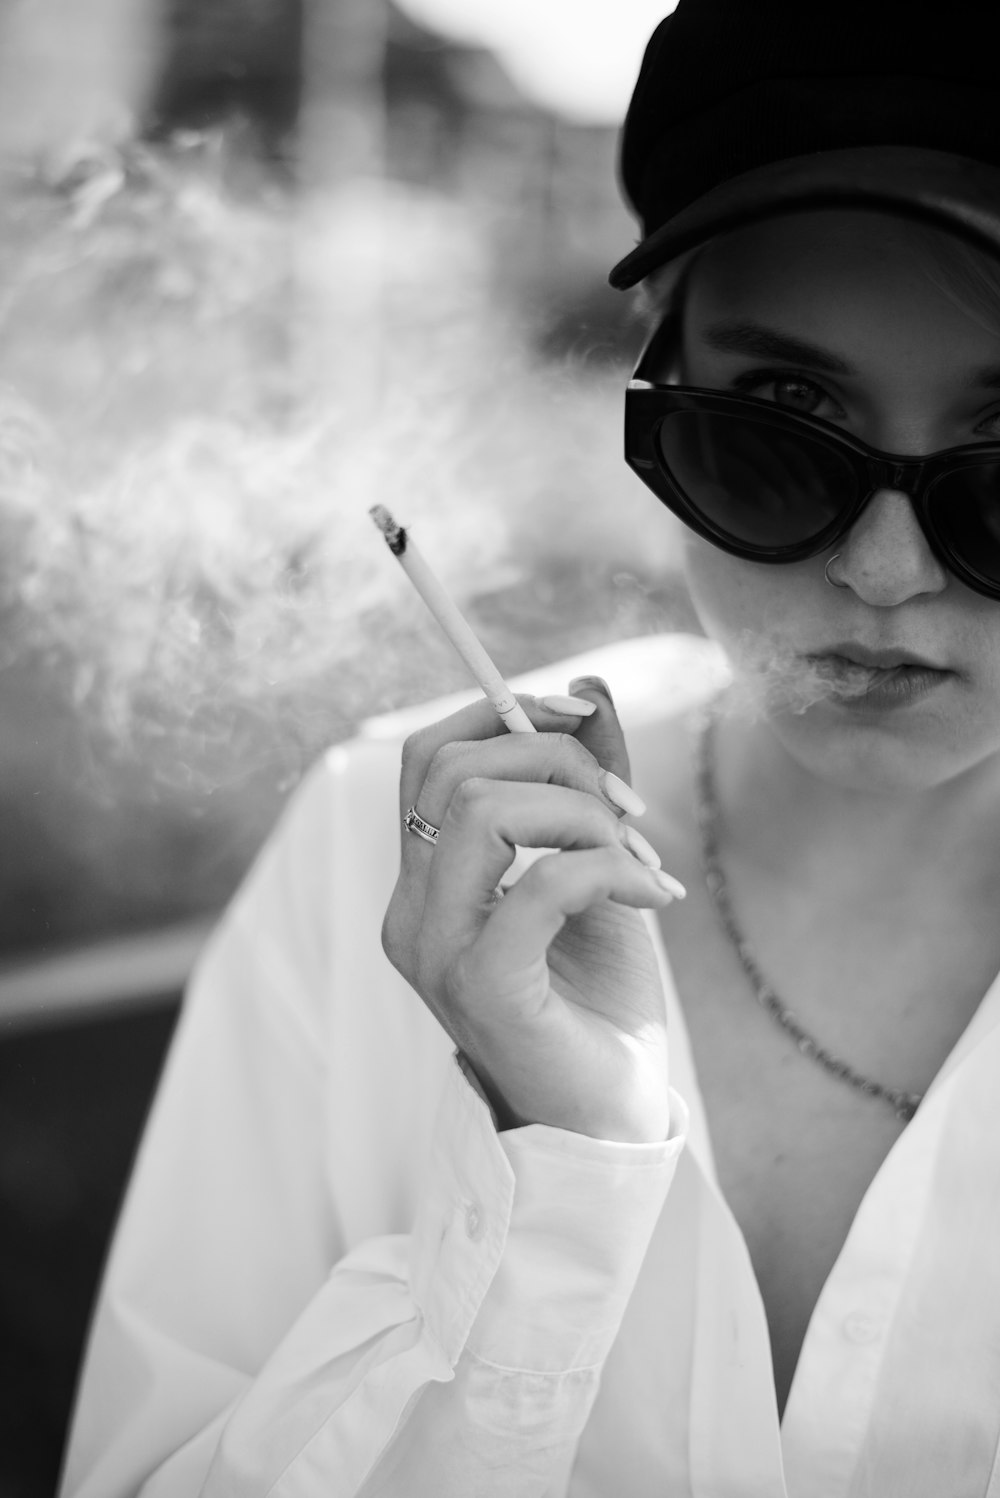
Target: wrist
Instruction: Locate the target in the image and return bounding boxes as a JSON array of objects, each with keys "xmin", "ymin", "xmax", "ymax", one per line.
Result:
[
  {"xmin": 458, "ymin": 1048, "xmax": 671, "ymax": 1143},
  {"xmin": 456, "ymin": 1050, "xmax": 529, "ymax": 1131}
]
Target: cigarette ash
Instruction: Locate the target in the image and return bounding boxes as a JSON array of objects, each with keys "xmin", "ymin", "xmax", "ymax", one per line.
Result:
[{"xmin": 369, "ymin": 504, "xmax": 407, "ymax": 557}]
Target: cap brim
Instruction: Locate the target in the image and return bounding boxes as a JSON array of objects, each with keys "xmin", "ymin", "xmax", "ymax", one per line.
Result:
[{"xmin": 609, "ymin": 146, "xmax": 1000, "ymax": 289}]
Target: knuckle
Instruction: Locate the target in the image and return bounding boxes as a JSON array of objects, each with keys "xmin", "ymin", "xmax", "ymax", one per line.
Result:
[
  {"xmin": 547, "ymin": 731, "xmax": 600, "ymax": 787},
  {"xmin": 548, "ymin": 729, "xmax": 591, "ymax": 764},
  {"xmin": 380, "ymin": 885, "xmax": 421, "ymax": 978},
  {"xmin": 572, "ymin": 793, "xmax": 621, "ymax": 843},
  {"xmin": 400, "ymin": 724, "xmax": 437, "ymax": 766},
  {"xmin": 446, "ymin": 774, "xmax": 492, "ymax": 821},
  {"xmin": 520, "ymin": 850, "xmax": 562, "ymax": 896},
  {"xmin": 424, "ymin": 739, "xmax": 470, "ymax": 787},
  {"xmin": 574, "ymin": 848, "xmax": 620, "ymax": 901},
  {"xmin": 380, "ymin": 902, "xmax": 404, "ymax": 969}
]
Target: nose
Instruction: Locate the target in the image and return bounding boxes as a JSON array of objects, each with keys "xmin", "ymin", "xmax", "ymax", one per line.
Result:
[{"xmin": 833, "ymin": 488, "xmax": 948, "ymax": 606}]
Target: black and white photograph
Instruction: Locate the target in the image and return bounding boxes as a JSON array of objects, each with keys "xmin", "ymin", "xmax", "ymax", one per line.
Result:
[{"xmin": 2, "ymin": 2, "xmax": 1000, "ymax": 1494}]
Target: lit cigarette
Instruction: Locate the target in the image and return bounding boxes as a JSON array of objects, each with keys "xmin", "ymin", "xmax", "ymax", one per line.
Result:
[{"xmin": 370, "ymin": 505, "xmax": 536, "ymax": 734}]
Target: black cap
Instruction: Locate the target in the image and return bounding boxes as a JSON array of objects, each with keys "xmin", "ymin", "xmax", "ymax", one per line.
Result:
[{"xmin": 609, "ymin": 0, "xmax": 1000, "ymax": 289}]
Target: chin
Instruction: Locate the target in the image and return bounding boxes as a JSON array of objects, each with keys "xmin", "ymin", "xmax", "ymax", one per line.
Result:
[{"xmin": 765, "ymin": 698, "xmax": 988, "ymax": 795}]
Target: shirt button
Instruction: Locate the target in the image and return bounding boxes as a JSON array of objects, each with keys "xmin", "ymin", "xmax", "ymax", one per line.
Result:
[
  {"xmin": 842, "ymin": 1310, "xmax": 881, "ymax": 1345},
  {"xmin": 464, "ymin": 1202, "xmax": 484, "ymax": 1241}
]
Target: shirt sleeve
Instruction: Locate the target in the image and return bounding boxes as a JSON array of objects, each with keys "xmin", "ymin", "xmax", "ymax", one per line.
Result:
[
  {"xmin": 58, "ymin": 743, "xmax": 688, "ymax": 1498},
  {"xmin": 198, "ymin": 1063, "xmax": 686, "ymax": 1498}
]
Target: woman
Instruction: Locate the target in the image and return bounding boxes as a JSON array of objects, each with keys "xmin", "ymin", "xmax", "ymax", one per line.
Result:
[{"xmin": 61, "ymin": 2, "xmax": 1000, "ymax": 1494}]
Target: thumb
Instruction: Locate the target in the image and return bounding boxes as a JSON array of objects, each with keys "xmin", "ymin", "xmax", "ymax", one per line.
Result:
[{"xmin": 567, "ymin": 675, "xmax": 633, "ymax": 787}]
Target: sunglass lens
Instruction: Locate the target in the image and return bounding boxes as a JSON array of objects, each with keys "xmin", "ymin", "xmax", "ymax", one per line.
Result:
[
  {"xmin": 929, "ymin": 464, "xmax": 1000, "ymax": 592},
  {"xmin": 656, "ymin": 410, "xmax": 855, "ymax": 551}
]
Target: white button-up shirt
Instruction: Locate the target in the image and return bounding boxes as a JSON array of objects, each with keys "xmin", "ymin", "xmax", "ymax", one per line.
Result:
[{"xmin": 59, "ymin": 635, "xmax": 1000, "ymax": 1497}]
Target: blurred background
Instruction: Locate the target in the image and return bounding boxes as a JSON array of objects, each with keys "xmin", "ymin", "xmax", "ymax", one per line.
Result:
[{"xmin": 0, "ymin": 1, "xmax": 695, "ymax": 1491}]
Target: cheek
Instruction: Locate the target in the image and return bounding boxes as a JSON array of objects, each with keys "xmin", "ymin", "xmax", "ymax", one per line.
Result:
[
  {"xmin": 957, "ymin": 613, "xmax": 1000, "ymax": 737},
  {"xmin": 682, "ymin": 537, "xmax": 804, "ymax": 649}
]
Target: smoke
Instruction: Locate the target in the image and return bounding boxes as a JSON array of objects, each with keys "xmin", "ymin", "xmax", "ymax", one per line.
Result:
[
  {"xmin": 0, "ymin": 388, "xmax": 516, "ymax": 783},
  {"xmin": 720, "ymin": 629, "xmax": 894, "ymax": 719},
  {"xmin": 0, "ymin": 144, "xmax": 687, "ymax": 790}
]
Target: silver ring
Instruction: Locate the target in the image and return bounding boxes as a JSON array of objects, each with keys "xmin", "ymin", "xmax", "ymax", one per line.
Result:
[
  {"xmin": 404, "ymin": 806, "xmax": 440, "ymax": 845},
  {"xmin": 824, "ymin": 553, "xmax": 848, "ymax": 589}
]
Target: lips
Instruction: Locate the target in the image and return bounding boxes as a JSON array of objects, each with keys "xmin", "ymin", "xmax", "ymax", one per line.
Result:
[
  {"xmin": 800, "ymin": 642, "xmax": 954, "ymax": 711},
  {"xmin": 808, "ymin": 642, "xmax": 950, "ymax": 673}
]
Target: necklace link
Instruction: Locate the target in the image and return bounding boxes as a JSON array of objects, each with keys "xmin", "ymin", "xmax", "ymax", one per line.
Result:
[{"xmin": 696, "ymin": 711, "xmax": 922, "ymax": 1125}]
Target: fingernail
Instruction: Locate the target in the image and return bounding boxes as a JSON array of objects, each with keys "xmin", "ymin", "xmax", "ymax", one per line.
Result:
[
  {"xmin": 652, "ymin": 869, "xmax": 687, "ymax": 900},
  {"xmin": 601, "ymin": 770, "xmax": 647, "ymax": 817},
  {"xmin": 623, "ymin": 825, "xmax": 661, "ymax": 869},
  {"xmin": 537, "ymin": 693, "xmax": 598, "ymax": 716},
  {"xmin": 568, "ymin": 675, "xmax": 614, "ymax": 704}
]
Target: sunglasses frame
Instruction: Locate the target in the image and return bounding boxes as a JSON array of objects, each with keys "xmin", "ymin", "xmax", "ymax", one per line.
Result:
[{"xmin": 625, "ymin": 326, "xmax": 1000, "ymax": 600}]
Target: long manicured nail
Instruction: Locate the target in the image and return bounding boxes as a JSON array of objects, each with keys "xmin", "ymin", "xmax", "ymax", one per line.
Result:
[
  {"xmin": 537, "ymin": 693, "xmax": 598, "ymax": 716},
  {"xmin": 623, "ymin": 825, "xmax": 661, "ymax": 868},
  {"xmin": 568, "ymin": 674, "xmax": 614, "ymax": 703},
  {"xmin": 601, "ymin": 770, "xmax": 647, "ymax": 817},
  {"xmin": 652, "ymin": 869, "xmax": 687, "ymax": 900}
]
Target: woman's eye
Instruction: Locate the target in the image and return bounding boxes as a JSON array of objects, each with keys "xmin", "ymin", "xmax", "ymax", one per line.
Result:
[
  {"xmin": 974, "ymin": 409, "xmax": 1000, "ymax": 440},
  {"xmin": 733, "ymin": 371, "xmax": 843, "ymax": 419},
  {"xmin": 769, "ymin": 377, "xmax": 826, "ymax": 414}
]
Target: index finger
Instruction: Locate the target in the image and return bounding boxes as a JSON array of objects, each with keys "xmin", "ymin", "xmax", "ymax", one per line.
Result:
[{"xmin": 398, "ymin": 693, "xmax": 595, "ymax": 819}]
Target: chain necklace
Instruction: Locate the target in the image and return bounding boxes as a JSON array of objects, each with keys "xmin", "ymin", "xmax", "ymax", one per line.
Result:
[{"xmin": 695, "ymin": 713, "xmax": 923, "ymax": 1124}]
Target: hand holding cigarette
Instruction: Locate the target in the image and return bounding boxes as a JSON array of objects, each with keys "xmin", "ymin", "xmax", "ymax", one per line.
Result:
[{"xmin": 372, "ymin": 505, "xmax": 684, "ymax": 1142}]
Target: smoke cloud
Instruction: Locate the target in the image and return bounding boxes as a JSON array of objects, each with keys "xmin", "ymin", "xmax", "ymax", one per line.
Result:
[{"xmin": 0, "ymin": 146, "xmax": 687, "ymax": 791}]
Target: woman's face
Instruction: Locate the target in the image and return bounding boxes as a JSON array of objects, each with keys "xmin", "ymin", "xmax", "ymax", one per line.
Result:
[{"xmin": 672, "ymin": 209, "xmax": 1000, "ymax": 792}]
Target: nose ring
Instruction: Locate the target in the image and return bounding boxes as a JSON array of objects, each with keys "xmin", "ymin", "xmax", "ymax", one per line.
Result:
[{"xmin": 824, "ymin": 554, "xmax": 848, "ymax": 589}]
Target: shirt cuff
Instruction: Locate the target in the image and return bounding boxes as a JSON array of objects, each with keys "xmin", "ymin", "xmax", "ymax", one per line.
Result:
[{"xmin": 410, "ymin": 1055, "xmax": 689, "ymax": 1374}]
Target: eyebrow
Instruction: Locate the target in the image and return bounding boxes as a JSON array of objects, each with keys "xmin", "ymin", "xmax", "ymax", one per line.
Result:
[
  {"xmin": 701, "ymin": 320, "xmax": 1000, "ymax": 392},
  {"xmin": 699, "ymin": 320, "xmax": 855, "ymax": 375}
]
